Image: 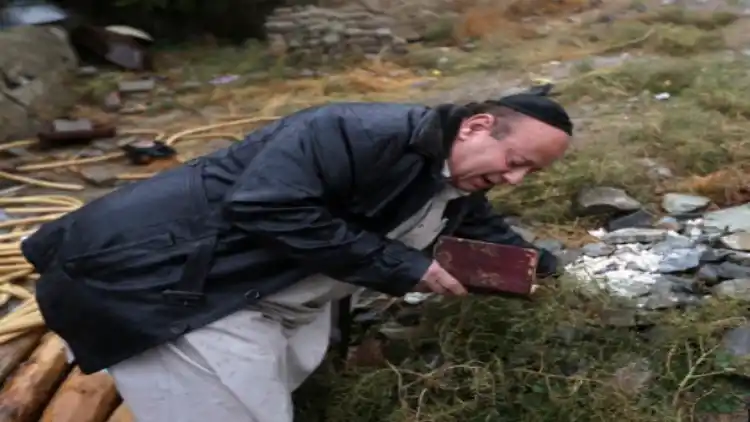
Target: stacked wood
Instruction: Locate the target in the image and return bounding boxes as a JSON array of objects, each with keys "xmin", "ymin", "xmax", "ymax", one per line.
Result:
[
  {"xmin": 0, "ymin": 333, "xmax": 71, "ymax": 422},
  {"xmin": 106, "ymin": 404, "xmax": 134, "ymax": 422},
  {"xmin": 39, "ymin": 367, "xmax": 119, "ymax": 422},
  {"xmin": 0, "ymin": 333, "xmax": 134, "ymax": 422}
]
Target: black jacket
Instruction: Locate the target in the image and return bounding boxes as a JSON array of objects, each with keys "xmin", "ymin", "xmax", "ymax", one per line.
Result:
[{"xmin": 22, "ymin": 102, "xmax": 558, "ymax": 374}]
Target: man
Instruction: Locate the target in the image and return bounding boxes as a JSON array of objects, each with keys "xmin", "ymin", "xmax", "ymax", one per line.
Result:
[{"xmin": 22, "ymin": 92, "xmax": 572, "ymax": 421}]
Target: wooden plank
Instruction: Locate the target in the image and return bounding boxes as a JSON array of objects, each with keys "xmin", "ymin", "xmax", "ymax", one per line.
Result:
[
  {"xmin": 0, "ymin": 333, "xmax": 71, "ymax": 422},
  {"xmin": 105, "ymin": 404, "xmax": 133, "ymax": 422},
  {"xmin": 0, "ymin": 329, "xmax": 44, "ymax": 385},
  {"xmin": 38, "ymin": 367, "xmax": 119, "ymax": 422}
]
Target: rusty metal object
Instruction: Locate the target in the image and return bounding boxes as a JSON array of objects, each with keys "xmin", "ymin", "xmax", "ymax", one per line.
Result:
[{"xmin": 433, "ymin": 236, "xmax": 539, "ymax": 298}]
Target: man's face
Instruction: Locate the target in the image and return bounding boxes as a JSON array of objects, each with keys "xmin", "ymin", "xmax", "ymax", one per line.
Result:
[{"xmin": 446, "ymin": 113, "xmax": 570, "ymax": 192}]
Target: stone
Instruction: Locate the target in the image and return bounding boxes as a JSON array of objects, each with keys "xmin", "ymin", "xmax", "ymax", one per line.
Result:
[
  {"xmin": 573, "ymin": 187, "xmax": 642, "ymax": 216},
  {"xmin": 599, "ymin": 228, "xmax": 669, "ymax": 245},
  {"xmin": 697, "ymin": 265, "xmax": 721, "ymax": 285},
  {"xmin": 715, "ymin": 262, "xmax": 750, "ymax": 279},
  {"xmin": 118, "ymin": 79, "xmax": 155, "ymax": 93},
  {"xmin": 555, "ymin": 249, "xmax": 583, "ymax": 267},
  {"xmin": 403, "ymin": 292, "xmax": 431, "ymax": 305},
  {"xmin": 102, "ymin": 91, "xmax": 122, "ymax": 112},
  {"xmin": 582, "ymin": 242, "xmax": 615, "ymax": 257},
  {"xmin": 510, "ymin": 226, "xmax": 536, "ymax": 243},
  {"xmin": 700, "ymin": 248, "xmax": 731, "ymax": 263},
  {"xmin": 638, "ymin": 291, "xmax": 702, "ymax": 310},
  {"xmin": 654, "ymin": 216, "xmax": 682, "ymax": 232},
  {"xmin": 78, "ymin": 166, "xmax": 118, "ymax": 187},
  {"xmin": 712, "ymin": 278, "xmax": 750, "ymax": 300},
  {"xmin": 636, "ymin": 158, "xmax": 673, "ymax": 180},
  {"xmin": 703, "ymin": 203, "xmax": 750, "ymax": 233},
  {"xmin": 657, "ymin": 246, "xmax": 705, "ymax": 273},
  {"xmin": 650, "ymin": 235, "xmax": 695, "ymax": 254},
  {"xmin": 721, "ymin": 324, "xmax": 750, "ymax": 357},
  {"xmin": 77, "ymin": 66, "xmax": 98, "ymax": 76},
  {"xmin": 720, "ymin": 232, "xmax": 750, "ymax": 252},
  {"xmin": 662, "ymin": 193, "xmax": 711, "ymax": 215},
  {"xmin": 606, "ymin": 209, "xmax": 656, "ymax": 231},
  {"xmin": 534, "ymin": 239, "xmax": 564, "ymax": 253},
  {"xmin": 0, "ymin": 26, "xmax": 79, "ymax": 142}
]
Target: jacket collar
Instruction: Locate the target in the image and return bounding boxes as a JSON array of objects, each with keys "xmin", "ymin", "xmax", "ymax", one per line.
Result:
[{"xmin": 408, "ymin": 103, "xmax": 471, "ymax": 162}]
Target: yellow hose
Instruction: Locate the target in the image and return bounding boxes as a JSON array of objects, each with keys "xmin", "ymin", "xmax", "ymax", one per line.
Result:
[{"xmin": 0, "ymin": 115, "xmax": 280, "ymax": 345}]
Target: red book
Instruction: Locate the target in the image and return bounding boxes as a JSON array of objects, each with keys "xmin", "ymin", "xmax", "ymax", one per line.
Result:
[{"xmin": 433, "ymin": 236, "xmax": 539, "ymax": 298}]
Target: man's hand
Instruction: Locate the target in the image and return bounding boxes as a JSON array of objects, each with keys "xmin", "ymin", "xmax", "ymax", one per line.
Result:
[{"xmin": 414, "ymin": 261, "xmax": 468, "ymax": 296}]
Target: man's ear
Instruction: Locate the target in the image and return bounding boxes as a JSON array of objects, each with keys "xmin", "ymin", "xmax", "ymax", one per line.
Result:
[{"xmin": 465, "ymin": 113, "xmax": 494, "ymax": 132}]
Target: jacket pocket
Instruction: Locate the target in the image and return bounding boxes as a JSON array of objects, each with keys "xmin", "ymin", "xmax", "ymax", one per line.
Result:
[{"xmin": 64, "ymin": 233, "xmax": 176, "ymax": 278}]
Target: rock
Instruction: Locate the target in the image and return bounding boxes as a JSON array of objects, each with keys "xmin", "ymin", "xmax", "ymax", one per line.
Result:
[
  {"xmin": 102, "ymin": 92, "xmax": 122, "ymax": 112},
  {"xmin": 727, "ymin": 251, "xmax": 750, "ymax": 266},
  {"xmin": 599, "ymin": 228, "xmax": 669, "ymax": 245},
  {"xmin": 654, "ymin": 216, "xmax": 682, "ymax": 232},
  {"xmin": 720, "ymin": 232, "xmax": 750, "ymax": 252},
  {"xmin": 661, "ymin": 193, "xmax": 711, "ymax": 215},
  {"xmin": 581, "ymin": 242, "xmax": 615, "ymax": 257},
  {"xmin": 703, "ymin": 204, "xmax": 750, "ymax": 233},
  {"xmin": 606, "ymin": 209, "xmax": 656, "ymax": 231},
  {"xmin": 697, "ymin": 265, "xmax": 721, "ymax": 285},
  {"xmin": 636, "ymin": 158, "xmax": 673, "ymax": 180},
  {"xmin": 715, "ymin": 262, "xmax": 750, "ymax": 279},
  {"xmin": 650, "ymin": 235, "xmax": 695, "ymax": 254},
  {"xmin": 78, "ymin": 166, "xmax": 117, "ymax": 187},
  {"xmin": 700, "ymin": 248, "xmax": 732, "ymax": 264},
  {"xmin": 118, "ymin": 79, "xmax": 155, "ymax": 93},
  {"xmin": 611, "ymin": 359, "xmax": 653, "ymax": 396},
  {"xmin": 721, "ymin": 324, "xmax": 750, "ymax": 357},
  {"xmin": 510, "ymin": 226, "xmax": 536, "ymax": 243},
  {"xmin": 712, "ymin": 278, "xmax": 750, "ymax": 300},
  {"xmin": 403, "ymin": 292, "xmax": 431, "ymax": 305},
  {"xmin": 76, "ymin": 66, "xmax": 98, "ymax": 76},
  {"xmin": 657, "ymin": 246, "xmax": 705, "ymax": 273},
  {"xmin": 573, "ymin": 187, "xmax": 642, "ymax": 216},
  {"xmin": 555, "ymin": 248, "xmax": 583, "ymax": 266},
  {"xmin": 534, "ymin": 239, "xmax": 564, "ymax": 253},
  {"xmin": 638, "ymin": 291, "xmax": 702, "ymax": 310},
  {"xmin": 0, "ymin": 25, "xmax": 79, "ymax": 142}
]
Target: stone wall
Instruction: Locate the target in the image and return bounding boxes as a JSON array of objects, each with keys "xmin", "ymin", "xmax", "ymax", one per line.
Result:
[{"xmin": 264, "ymin": 5, "xmax": 408, "ymax": 63}]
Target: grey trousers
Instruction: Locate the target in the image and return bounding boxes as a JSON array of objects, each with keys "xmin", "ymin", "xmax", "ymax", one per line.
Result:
[{"xmin": 110, "ymin": 307, "xmax": 330, "ymax": 422}]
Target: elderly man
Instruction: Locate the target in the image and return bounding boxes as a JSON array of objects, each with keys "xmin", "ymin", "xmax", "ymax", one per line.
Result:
[{"xmin": 22, "ymin": 93, "xmax": 572, "ymax": 422}]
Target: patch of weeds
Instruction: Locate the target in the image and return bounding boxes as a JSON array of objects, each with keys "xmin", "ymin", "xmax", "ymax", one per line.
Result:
[
  {"xmin": 301, "ymin": 286, "xmax": 750, "ymax": 422},
  {"xmin": 639, "ymin": 6, "xmax": 739, "ymax": 30},
  {"xmin": 583, "ymin": 20, "xmax": 726, "ymax": 57},
  {"xmin": 423, "ymin": 15, "xmax": 459, "ymax": 44},
  {"xmin": 560, "ymin": 57, "xmax": 701, "ymax": 102}
]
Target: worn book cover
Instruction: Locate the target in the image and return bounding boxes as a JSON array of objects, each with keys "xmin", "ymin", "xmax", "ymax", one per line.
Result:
[{"xmin": 433, "ymin": 236, "xmax": 539, "ymax": 298}]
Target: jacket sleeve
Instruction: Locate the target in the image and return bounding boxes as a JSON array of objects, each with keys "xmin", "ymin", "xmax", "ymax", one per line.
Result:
[
  {"xmin": 223, "ymin": 109, "xmax": 431, "ymax": 296},
  {"xmin": 453, "ymin": 195, "xmax": 559, "ymax": 277}
]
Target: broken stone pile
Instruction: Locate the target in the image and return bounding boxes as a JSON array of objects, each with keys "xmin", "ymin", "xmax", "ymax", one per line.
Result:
[
  {"xmin": 549, "ymin": 187, "xmax": 750, "ymax": 309},
  {"xmin": 264, "ymin": 5, "xmax": 408, "ymax": 63}
]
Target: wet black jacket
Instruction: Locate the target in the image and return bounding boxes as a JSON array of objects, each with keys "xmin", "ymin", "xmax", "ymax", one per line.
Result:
[{"xmin": 22, "ymin": 102, "xmax": 558, "ymax": 374}]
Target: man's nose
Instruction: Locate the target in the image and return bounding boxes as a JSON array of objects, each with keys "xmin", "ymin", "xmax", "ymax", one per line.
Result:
[{"xmin": 503, "ymin": 168, "xmax": 528, "ymax": 185}]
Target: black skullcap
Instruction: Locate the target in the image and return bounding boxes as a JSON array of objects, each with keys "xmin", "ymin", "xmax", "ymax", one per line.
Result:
[{"xmin": 492, "ymin": 93, "xmax": 574, "ymax": 136}]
